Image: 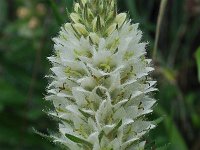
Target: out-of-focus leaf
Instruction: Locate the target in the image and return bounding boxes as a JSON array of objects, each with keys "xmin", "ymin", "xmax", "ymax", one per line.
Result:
[
  {"xmin": 48, "ymin": 0, "xmax": 64, "ymax": 25},
  {"xmin": 186, "ymin": 93, "xmax": 200, "ymax": 127},
  {"xmin": 160, "ymin": 67, "xmax": 176, "ymax": 84},
  {"xmin": 195, "ymin": 46, "xmax": 200, "ymax": 82},
  {"xmin": 0, "ymin": 125, "xmax": 21, "ymax": 145},
  {"xmin": 155, "ymin": 106, "xmax": 188, "ymax": 150},
  {"xmin": 0, "ymin": 79, "xmax": 26, "ymax": 105},
  {"xmin": 124, "ymin": 0, "xmax": 138, "ymax": 20},
  {"xmin": 191, "ymin": 112, "xmax": 200, "ymax": 128},
  {"xmin": 65, "ymin": 0, "xmax": 73, "ymax": 13},
  {"xmin": 153, "ymin": 117, "xmax": 164, "ymax": 125},
  {"xmin": 156, "ymin": 144, "xmax": 170, "ymax": 150},
  {"xmin": 0, "ymin": 0, "xmax": 7, "ymax": 28},
  {"xmin": 26, "ymin": 107, "xmax": 44, "ymax": 120},
  {"xmin": 0, "ymin": 104, "xmax": 4, "ymax": 112}
]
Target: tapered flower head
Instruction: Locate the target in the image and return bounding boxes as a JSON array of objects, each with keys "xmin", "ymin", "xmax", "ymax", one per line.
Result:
[{"xmin": 46, "ymin": 0, "xmax": 157, "ymax": 149}]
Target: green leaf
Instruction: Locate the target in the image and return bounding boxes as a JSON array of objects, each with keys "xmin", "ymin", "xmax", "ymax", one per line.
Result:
[
  {"xmin": 195, "ymin": 47, "xmax": 200, "ymax": 82},
  {"xmin": 65, "ymin": 133, "xmax": 93, "ymax": 148}
]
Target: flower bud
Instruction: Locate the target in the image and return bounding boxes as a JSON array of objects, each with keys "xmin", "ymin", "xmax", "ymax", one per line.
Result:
[
  {"xmin": 70, "ymin": 13, "xmax": 81, "ymax": 23},
  {"xmin": 106, "ymin": 23, "xmax": 117, "ymax": 35},
  {"xmin": 115, "ymin": 13, "xmax": 127, "ymax": 27},
  {"xmin": 73, "ymin": 23, "xmax": 88, "ymax": 36}
]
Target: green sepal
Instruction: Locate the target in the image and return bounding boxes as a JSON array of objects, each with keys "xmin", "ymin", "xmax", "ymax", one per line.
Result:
[{"xmin": 65, "ymin": 133, "xmax": 93, "ymax": 149}]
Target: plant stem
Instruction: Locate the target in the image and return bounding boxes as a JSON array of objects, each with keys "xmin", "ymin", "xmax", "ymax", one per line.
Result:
[{"xmin": 153, "ymin": 0, "xmax": 168, "ymax": 60}]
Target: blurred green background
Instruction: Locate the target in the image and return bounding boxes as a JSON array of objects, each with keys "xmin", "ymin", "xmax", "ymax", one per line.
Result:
[{"xmin": 0, "ymin": 0, "xmax": 200, "ymax": 149}]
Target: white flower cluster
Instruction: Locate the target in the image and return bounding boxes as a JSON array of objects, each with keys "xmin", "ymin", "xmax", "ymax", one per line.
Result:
[{"xmin": 46, "ymin": 0, "xmax": 157, "ymax": 149}]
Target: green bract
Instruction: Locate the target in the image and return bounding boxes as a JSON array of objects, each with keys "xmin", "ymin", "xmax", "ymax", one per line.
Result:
[{"xmin": 46, "ymin": 0, "xmax": 157, "ymax": 149}]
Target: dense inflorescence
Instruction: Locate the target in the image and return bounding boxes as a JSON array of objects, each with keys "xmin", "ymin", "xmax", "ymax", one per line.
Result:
[{"xmin": 46, "ymin": 0, "xmax": 157, "ymax": 149}]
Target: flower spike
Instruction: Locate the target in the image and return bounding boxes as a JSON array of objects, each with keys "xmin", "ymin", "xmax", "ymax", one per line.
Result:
[{"xmin": 46, "ymin": 0, "xmax": 157, "ymax": 149}]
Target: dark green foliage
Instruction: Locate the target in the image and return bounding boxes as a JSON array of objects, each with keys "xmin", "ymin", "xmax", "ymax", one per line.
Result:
[
  {"xmin": 0, "ymin": 0, "xmax": 200, "ymax": 149},
  {"xmin": 195, "ymin": 47, "xmax": 200, "ymax": 82}
]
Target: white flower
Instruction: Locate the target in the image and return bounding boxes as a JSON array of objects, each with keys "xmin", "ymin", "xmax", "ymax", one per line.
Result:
[{"xmin": 46, "ymin": 0, "xmax": 157, "ymax": 149}]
